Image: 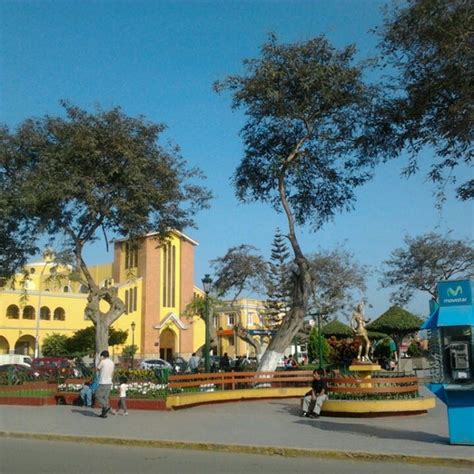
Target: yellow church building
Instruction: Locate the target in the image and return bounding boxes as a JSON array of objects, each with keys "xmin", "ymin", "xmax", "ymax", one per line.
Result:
[{"xmin": 0, "ymin": 231, "xmax": 206, "ymax": 360}]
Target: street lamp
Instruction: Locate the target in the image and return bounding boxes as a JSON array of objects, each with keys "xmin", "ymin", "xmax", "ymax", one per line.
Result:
[
  {"xmin": 309, "ymin": 311, "xmax": 329, "ymax": 370},
  {"xmin": 131, "ymin": 321, "xmax": 136, "ymax": 369},
  {"xmin": 201, "ymin": 274, "xmax": 212, "ymax": 373}
]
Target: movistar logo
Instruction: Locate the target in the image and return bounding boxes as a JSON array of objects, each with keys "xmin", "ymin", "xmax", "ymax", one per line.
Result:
[{"xmin": 447, "ymin": 286, "xmax": 463, "ymax": 297}]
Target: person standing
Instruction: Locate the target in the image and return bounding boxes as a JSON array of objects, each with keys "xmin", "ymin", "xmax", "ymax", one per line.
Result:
[
  {"xmin": 301, "ymin": 370, "xmax": 327, "ymax": 418},
  {"xmin": 95, "ymin": 350, "xmax": 115, "ymax": 419},
  {"xmin": 113, "ymin": 375, "xmax": 129, "ymax": 415},
  {"xmin": 220, "ymin": 352, "xmax": 230, "ymax": 371},
  {"xmin": 188, "ymin": 353, "xmax": 200, "ymax": 373}
]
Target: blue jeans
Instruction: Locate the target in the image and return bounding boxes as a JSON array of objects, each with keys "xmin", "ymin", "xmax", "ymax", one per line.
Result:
[{"xmin": 80, "ymin": 386, "xmax": 93, "ymax": 407}]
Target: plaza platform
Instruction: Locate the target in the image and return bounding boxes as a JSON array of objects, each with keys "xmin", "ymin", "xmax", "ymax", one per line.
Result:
[{"xmin": 0, "ymin": 388, "xmax": 473, "ymax": 468}]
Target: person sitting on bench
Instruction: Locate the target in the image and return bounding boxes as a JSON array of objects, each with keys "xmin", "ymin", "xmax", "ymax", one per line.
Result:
[{"xmin": 301, "ymin": 369, "xmax": 327, "ymax": 418}]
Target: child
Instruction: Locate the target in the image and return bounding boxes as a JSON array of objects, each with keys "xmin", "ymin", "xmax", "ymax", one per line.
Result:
[{"xmin": 115, "ymin": 375, "xmax": 129, "ymax": 415}]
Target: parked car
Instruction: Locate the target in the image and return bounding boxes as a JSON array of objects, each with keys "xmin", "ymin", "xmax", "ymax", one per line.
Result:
[
  {"xmin": 31, "ymin": 357, "xmax": 76, "ymax": 378},
  {"xmin": 0, "ymin": 354, "xmax": 33, "ymax": 367},
  {"xmin": 139, "ymin": 358, "xmax": 173, "ymax": 371}
]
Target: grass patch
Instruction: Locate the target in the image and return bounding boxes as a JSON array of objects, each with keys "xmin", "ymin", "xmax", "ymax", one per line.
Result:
[{"xmin": 0, "ymin": 389, "xmax": 55, "ymax": 397}]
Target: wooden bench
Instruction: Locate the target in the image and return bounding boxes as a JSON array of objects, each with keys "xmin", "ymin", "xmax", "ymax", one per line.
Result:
[{"xmin": 168, "ymin": 370, "xmax": 314, "ymax": 392}]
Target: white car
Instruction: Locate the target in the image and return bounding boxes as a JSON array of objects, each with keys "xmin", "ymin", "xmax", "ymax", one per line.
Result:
[{"xmin": 139, "ymin": 358, "xmax": 173, "ymax": 370}]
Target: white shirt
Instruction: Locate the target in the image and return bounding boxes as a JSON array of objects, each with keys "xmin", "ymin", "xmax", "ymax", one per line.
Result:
[
  {"xmin": 97, "ymin": 358, "xmax": 115, "ymax": 384},
  {"xmin": 119, "ymin": 383, "xmax": 128, "ymax": 398}
]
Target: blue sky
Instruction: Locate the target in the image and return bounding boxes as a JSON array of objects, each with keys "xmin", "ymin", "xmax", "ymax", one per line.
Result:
[{"xmin": 1, "ymin": 0, "xmax": 472, "ymax": 320}]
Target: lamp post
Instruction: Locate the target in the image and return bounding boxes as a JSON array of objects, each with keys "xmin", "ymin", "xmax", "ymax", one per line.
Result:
[
  {"xmin": 309, "ymin": 311, "xmax": 328, "ymax": 370},
  {"xmin": 317, "ymin": 314, "xmax": 323, "ymax": 370},
  {"xmin": 202, "ymin": 274, "xmax": 212, "ymax": 373},
  {"xmin": 131, "ymin": 321, "xmax": 136, "ymax": 369}
]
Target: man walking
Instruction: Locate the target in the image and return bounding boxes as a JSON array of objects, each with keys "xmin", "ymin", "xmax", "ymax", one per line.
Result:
[
  {"xmin": 95, "ymin": 350, "xmax": 115, "ymax": 418},
  {"xmin": 301, "ymin": 369, "xmax": 327, "ymax": 418},
  {"xmin": 188, "ymin": 353, "xmax": 200, "ymax": 373}
]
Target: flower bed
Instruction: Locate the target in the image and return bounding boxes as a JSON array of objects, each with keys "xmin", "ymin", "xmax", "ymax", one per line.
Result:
[{"xmin": 57, "ymin": 381, "xmax": 168, "ymax": 400}]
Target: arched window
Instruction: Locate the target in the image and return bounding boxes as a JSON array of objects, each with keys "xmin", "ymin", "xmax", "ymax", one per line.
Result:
[
  {"xmin": 53, "ymin": 307, "xmax": 65, "ymax": 321},
  {"xmin": 6, "ymin": 304, "xmax": 20, "ymax": 319},
  {"xmin": 40, "ymin": 306, "xmax": 51, "ymax": 320},
  {"xmin": 23, "ymin": 305, "xmax": 35, "ymax": 320},
  {"xmin": 79, "ymin": 284, "xmax": 89, "ymax": 294},
  {"xmin": 63, "ymin": 285, "xmax": 71, "ymax": 293}
]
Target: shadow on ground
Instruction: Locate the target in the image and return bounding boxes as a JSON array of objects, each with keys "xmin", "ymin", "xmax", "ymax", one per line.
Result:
[
  {"xmin": 71, "ymin": 409, "xmax": 100, "ymax": 417},
  {"xmin": 270, "ymin": 401, "xmax": 448, "ymax": 445}
]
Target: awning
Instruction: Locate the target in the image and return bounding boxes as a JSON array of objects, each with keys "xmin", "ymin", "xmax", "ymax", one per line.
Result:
[
  {"xmin": 421, "ymin": 308, "xmax": 439, "ymax": 330},
  {"xmin": 422, "ymin": 306, "xmax": 474, "ymax": 329}
]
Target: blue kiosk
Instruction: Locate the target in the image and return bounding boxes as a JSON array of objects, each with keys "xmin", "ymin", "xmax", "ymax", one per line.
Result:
[{"xmin": 422, "ymin": 279, "xmax": 474, "ymax": 445}]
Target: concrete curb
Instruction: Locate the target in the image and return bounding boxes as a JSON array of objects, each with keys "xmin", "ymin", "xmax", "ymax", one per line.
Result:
[{"xmin": 1, "ymin": 431, "xmax": 473, "ymax": 468}]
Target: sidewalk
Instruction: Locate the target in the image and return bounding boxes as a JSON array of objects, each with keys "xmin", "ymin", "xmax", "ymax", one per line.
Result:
[{"xmin": 1, "ymin": 393, "xmax": 473, "ymax": 466}]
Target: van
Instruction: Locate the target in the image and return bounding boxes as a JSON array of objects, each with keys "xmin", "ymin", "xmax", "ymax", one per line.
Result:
[{"xmin": 0, "ymin": 354, "xmax": 33, "ymax": 367}]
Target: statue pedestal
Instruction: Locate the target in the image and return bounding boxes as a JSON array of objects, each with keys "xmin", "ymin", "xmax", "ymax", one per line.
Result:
[{"xmin": 349, "ymin": 362, "xmax": 381, "ymax": 388}]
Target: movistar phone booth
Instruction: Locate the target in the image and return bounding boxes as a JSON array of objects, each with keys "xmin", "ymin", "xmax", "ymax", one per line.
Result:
[{"xmin": 423, "ymin": 279, "xmax": 474, "ymax": 445}]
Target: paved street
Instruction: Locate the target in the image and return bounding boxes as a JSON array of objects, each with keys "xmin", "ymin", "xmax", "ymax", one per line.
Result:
[{"xmin": 2, "ymin": 437, "xmax": 473, "ymax": 474}]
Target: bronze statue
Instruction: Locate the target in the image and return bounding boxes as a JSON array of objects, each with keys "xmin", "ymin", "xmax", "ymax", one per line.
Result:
[{"xmin": 351, "ymin": 301, "xmax": 371, "ymax": 362}]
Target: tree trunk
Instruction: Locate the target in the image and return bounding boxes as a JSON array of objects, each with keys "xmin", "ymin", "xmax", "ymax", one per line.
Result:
[
  {"xmin": 85, "ymin": 286, "xmax": 126, "ymax": 366},
  {"xmin": 234, "ymin": 323, "xmax": 262, "ymax": 359},
  {"xmin": 196, "ymin": 307, "xmax": 218, "ymax": 357},
  {"xmin": 257, "ymin": 261, "xmax": 311, "ymax": 371},
  {"xmin": 256, "ymin": 165, "xmax": 313, "ymax": 372}
]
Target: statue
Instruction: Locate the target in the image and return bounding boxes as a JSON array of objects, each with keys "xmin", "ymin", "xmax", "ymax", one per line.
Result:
[{"xmin": 351, "ymin": 301, "xmax": 371, "ymax": 362}]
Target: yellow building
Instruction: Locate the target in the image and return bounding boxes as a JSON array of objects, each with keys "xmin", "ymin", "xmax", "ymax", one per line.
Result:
[
  {"xmin": 0, "ymin": 231, "xmax": 205, "ymax": 360},
  {"xmin": 214, "ymin": 298, "xmax": 268, "ymax": 358}
]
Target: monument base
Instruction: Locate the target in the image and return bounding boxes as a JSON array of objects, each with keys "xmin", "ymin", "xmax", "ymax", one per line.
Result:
[{"xmin": 349, "ymin": 362, "xmax": 381, "ymax": 372}]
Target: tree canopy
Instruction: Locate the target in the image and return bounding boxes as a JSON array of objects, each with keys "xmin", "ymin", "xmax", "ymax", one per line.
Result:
[
  {"xmin": 367, "ymin": 306, "xmax": 423, "ymax": 347},
  {"xmin": 321, "ymin": 319, "xmax": 353, "ymax": 338},
  {"xmin": 376, "ymin": 0, "xmax": 473, "ymax": 200},
  {"xmin": 41, "ymin": 333, "xmax": 69, "ymax": 357},
  {"xmin": 307, "ymin": 248, "xmax": 367, "ymax": 315},
  {"xmin": 211, "ymin": 244, "xmax": 268, "ymax": 300},
  {"xmin": 65, "ymin": 326, "xmax": 128, "ymax": 356},
  {"xmin": 0, "ymin": 102, "xmax": 211, "ymax": 355},
  {"xmin": 380, "ymin": 232, "xmax": 474, "ymax": 304},
  {"xmin": 216, "ymin": 34, "xmax": 381, "ymax": 231}
]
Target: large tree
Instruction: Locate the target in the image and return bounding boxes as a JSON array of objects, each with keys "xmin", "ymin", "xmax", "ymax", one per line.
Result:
[
  {"xmin": 376, "ymin": 0, "xmax": 474, "ymax": 200},
  {"xmin": 380, "ymin": 232, "xmax": 474, "ymax": 304},
  {"xmin": 0, "ymin": 102, "xmax": 211, "ymax": 358},
  {"xmin": 215, "ymin": 35, "xmax": 382, "ymax": 371}
]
